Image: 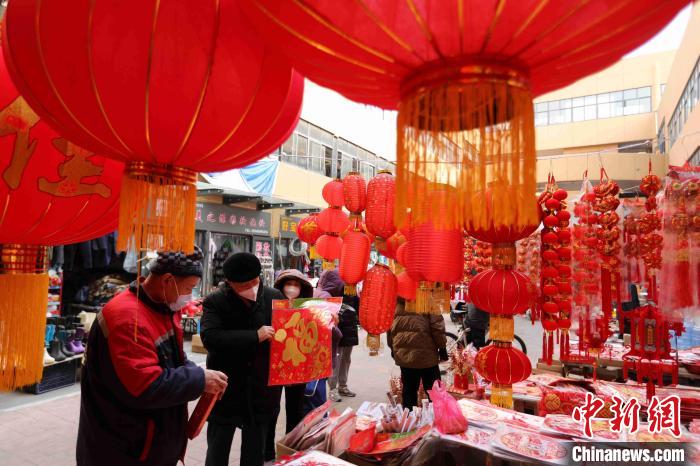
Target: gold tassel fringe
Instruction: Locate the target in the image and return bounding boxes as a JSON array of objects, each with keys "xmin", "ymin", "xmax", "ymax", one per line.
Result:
[
  {"xmin": 344, "ymin": 284, "xmax": 357, "ymax": 296},
  {"xmin": 322, "ymin": 260, "xmax": 335, "ymax": 270},
  {"xmin": 366, "ymin": 334, "xmax": 380, "ymax": 357},
  {"xmin": 490, "ymin": 383, "xmax": 514, "ymax": 410},
  {"xmin": 396, "ymin": 61, "xmax": 537, "ymax": 231},
  {"xmin": 405, "ymin": 299, "xmax": 416, "ymax": 312},
  {"xmin": 414, "ymin": 281, "xmax": 449, "ymax": 314},
  {"xmin": 309, "ymin": 245, "xmax": 320, "ymax": 260},
  {"xmin": 116, "ymin": 163, "xmax": 197, "ymax": 253},
  {"xmin": 489, "ymin": 315, "xmax": 515, "ymax": 342},
  {"xmin": 0, "ymin": 245, "xmax": 49, "ymax": 390}
]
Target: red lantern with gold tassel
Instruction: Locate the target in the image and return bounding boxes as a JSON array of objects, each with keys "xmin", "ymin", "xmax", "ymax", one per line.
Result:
[
  {"xmin": 360, "ymin": 264, "xmax": 397, "ymax": 355},
  {"xmin": 475, "ymin": 343, "xmax": 532, "ymax": 407},
  {"xmin": 315, "ymin": 234, "xmax": 342, "ymax": 267},
  {"xmin": 296, "ymin": 214, "xmax": 325, "ymax": 260},
  {"xmin": 3, "ymin": 0, "xmax": 303, "ymax": 254},
  {"xmin": 0, "ymin": 50, "xmax": 123, "ymax": 389},
  {"xmin": 366, "ymin": 171, "xmax": 396, "ymax": 251},
  {"xmin": 339, "ymin": 230, "xmax": 371, "ymax": 296}
]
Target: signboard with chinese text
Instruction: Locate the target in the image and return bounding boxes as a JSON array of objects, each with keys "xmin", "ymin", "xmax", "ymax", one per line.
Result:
[
  {"xmin": 268, "ymin": 298, "xmax": 342, "ymax": 386},
  {"xmin": 254, "ymin": 237, "xmax": 274, "ymax": 285},
  {"xmin": 195, "ymin": 202, "xmax": 271, "ymax": 236},
  {"xmin": 279, "ymin": 216, "xmax": 301, "ymax": 239}
]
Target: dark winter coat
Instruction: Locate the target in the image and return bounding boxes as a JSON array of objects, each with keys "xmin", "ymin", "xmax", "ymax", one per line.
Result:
[
  {"xmin": 387, "ymin": 301, "xmax": 447, "ymax": 369},
  {"xmin": 200, "ymin": 282, "xmax": 284, "ymax": 422},
  {"xmin": 77, "ymin": 283, "xmax": 205, "ymax": 466},
  {"xmin": 338, "ymin": 303, "xmax": 359, "ymax": 347},
  {"xmin": 467, "ymin": 303, "xmax": 490, "ymax": 330}
]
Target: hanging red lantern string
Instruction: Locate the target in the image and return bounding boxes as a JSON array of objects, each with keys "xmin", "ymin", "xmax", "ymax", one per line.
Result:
[
  {"xmin": 3, "ymin": 0, "xmax": 303, "ymax": 253},
  {"xmin": 360, "ymin": 264, "xmax": 397, "ymax": 356},
  {"xmin": 538, "ymin": 176, "xmax": 572, "ymax": 364},
  {"xmin": 638, "ymin": 166, "xmax": 663, "ymax": 302},
  {"xmin": 0, "ymin": 49, "xmax": 123, "ymax": 389},
  {"xmin": 339, "ymin": 229, "xmax": 371, "ymax": 296},
  {"xmin": 516, "ymin": 234, "xmax": 541, "ymax": 323},
  {"xmin": 317, "ymin": 180, "xmax": 350, "ymax": 270},
  {"xmin": 365, "ymin": 171, "xmax": 396, "ymax": 253},
  {"xmin": 593, "ymin": 168, "xmax": 621, "ymax": 322},
  {"xmin": 296, "ymin": 214, "xmax": 325, "ymax": 261}
]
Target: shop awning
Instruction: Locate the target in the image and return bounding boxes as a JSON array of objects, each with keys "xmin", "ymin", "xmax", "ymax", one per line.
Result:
[{"xmin": 196, "ymin": 180, "xmax": 320, "ymax": 215}]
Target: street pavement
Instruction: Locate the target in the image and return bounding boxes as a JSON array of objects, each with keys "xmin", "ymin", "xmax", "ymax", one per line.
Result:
[{"xmin": 0, "ymin": 315, "xmax": 541, "ymax": 465}]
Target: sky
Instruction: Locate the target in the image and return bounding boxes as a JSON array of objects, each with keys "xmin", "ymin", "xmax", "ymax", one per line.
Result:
[{"xmin": 299, "ymin": 5, "xmax": 692, "ymax": 163}]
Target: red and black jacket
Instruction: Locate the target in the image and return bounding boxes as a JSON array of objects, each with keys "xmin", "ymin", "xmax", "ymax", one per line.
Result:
[{"xmin": 77, "ymin": 282, "xmax": 205, "ymax": 466}]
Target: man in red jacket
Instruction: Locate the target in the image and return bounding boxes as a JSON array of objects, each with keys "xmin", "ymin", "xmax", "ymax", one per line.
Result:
[{"xmin": 77, "ymin": 247, "xmax": 228, "ymax": 466}]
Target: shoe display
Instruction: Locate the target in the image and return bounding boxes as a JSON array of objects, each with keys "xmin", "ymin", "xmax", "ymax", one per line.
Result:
[
  {"xmin": 66, "ymin": 330, "xmax": 83, "ymax": 354},
  {"xmin": 338, "ymin": 387, "xmax": 356, "ymax": 397},
  {"xmin": 72, "ymin": 328, "xmax": 86, "ymax": 353},
  {"xmin": 43, "ymin": 347, "xmax": 56, "ymax": 366},
  {"xmin": 49, "ymin": 340, "xmax": 66, "ymax": 362},
  {"xmin": 58, "ymin": 329, "xmax": 75, "ymax": 358},
  {"xmin": 329, "ymin": 389, "xmax": 341, "ymax": 402}
]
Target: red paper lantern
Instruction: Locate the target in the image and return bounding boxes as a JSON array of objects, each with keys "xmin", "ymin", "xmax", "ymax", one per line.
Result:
[
  {"xmin": 3, "ymin": 0, "xmax": 303, "ymax": 253},
  {"xmin": 360, "ymin": 264, "xmax": 397, "ymax": 355},
  {"xmin": 396, "ymin": 242, "xmax": 408, "ymax": 267},
  {"xmin": 342, "ymin": 172, "xmax": 366, "ymax": 214},
  {"xmin": 397, "ymin": 271, "xmax": 417, "ymax": 301},
  {"xmin": 380, "ymin": 231, "xmax": 407, "ymax": 261},
  {"xmin": 296, "ymin": 214, "xmax": 325, "ymax": 245},
  {"xmin": 475, "ymin": 343, "xmax": 532, "ymax": 407},
  {"xmin": 323, "ymin": 179, "xmax": 345, "ymax": 208},
  {"xmin": 0, "ymin": 53, "xmax": 123, "ymax": 389},
  {"xmin": 240, "ymin": 0, "xmax": 685, "ymax": 232},
  {"xmin": 469, "ymin": 269, "xmax": 533, "ymax": 315},
  {"xmin": 339, "ymin": 230, "xmax": 371, "ymax": 296},
  {"xmin": 317, "ymin": 208, "xmax": 350, "ymax": 234},
  {"xmin": 365, "ymin": 171, "xmax": 396, "ymax": 242},
  {"xmin": 315, "ymin": 234, "xmax": 342, "ymax": 264}
]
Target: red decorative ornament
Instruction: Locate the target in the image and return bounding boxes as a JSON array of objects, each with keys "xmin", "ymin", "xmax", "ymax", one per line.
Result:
[
  {"xmin": 315, "ymin": 235, "xmax": 342, "ymax": 265},
  {"xmin": 396, "ymin": 242, "xmax": 409, "ymax": 268},
  {"xmin": 397, "ymin": 271, "xmax": 417, "ymax": 302},
  {"xmin": 323, "ymin": 179, "xmax": 345, "ymax": 209},
  {"xmin": 342, "ymin": 172, "xmax": 366, "ymax": 215},
  {"xmin": 365, "ymin": 171, "xmax": 396, "ymax": 248},
  {"xmin": 339, "ymin": 230, "xmax": 371, "ymax": 296},
  {"xmin": 317, "ymin": 208, "xmax": 350, "ymax": 234},
  {"xmin": 296, "ymin": 214, "xmax": 325, "ymax": 260},
  {"xmin": 240, "ymin": 0, "xmax": 686, "ymax": 234},
  {"xmin": 0, "ymin": 52, "xmax": 123, "ymax": 389},
  {"xmin": 469, "ymin": 269, "xmax": 533, "ymax": 315},
  {"xmin": 380, "ymin": 231, "xmax": 407, "ymax": 261},
  {"xmin": 593, "ymin": 169, "xmax": 621, "ymax": 321},
  {"xmin": 475, "ymin": 343, "xmax": 532, "ymax": 405},
  {"xmin": 3, "ymin": 0, "xmax": 303, "ymax": 253},
  {"xmin": 360, "ymin": 264, "xmax": 397, "ymax": 355}
]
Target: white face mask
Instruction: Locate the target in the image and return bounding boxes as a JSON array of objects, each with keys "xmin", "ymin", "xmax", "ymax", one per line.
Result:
[
  {"xmin": 237, "ymin": 284, "xmax": 259, "ymax": 302},
  {"xmin": 284, "ymin": 285, "xmax": 301, "ymax": 299},
  {"xmin": 167, "ymin": 279, "xmax": 192, "ymax": 311}
]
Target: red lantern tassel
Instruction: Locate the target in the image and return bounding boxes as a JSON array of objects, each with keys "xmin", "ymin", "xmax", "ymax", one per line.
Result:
[{"xmin": 601, "ymin": 267, "xmax": 612, "ymax": 318}]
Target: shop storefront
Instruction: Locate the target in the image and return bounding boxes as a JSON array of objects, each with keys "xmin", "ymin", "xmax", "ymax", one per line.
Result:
[{"xmin": 194, "ymin": 202, "xmax": 273, "ymax": 294}]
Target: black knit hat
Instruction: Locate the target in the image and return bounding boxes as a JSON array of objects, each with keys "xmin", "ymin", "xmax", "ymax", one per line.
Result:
[
  {"xmin": 223, "ymin": 252, "xmax": 261, "ymax": 283},
  {"xmin": 149, "ymin": 246, "xmax": 203, "ymax": 277}
]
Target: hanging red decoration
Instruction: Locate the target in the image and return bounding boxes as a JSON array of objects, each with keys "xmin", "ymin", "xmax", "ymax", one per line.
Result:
[
  {"xmin": 360, "ymin": 264, "xmax": 397, "ymax": 355},
  {"xmin": 296, "ymin": 213, "xmax": 325, "ymax": 260},
  {"xmin": 469, "ymin": 269, "xmax": 533, "ymax": 316},
  {"xmin": 315, "ymin": 235, "xmax": 342, "ymax": 266},
  {"xmin": 339, "ymin": 230, "xmax": 371, "ymax": 296},
  {"xmin": 342, "ymin": 172, "xmax": 366, "ymax": 216},
  {"xmin": 396, "ymin": 271, "xmax": 417, "ymax": 302},
  {"xmin": 593, "ymin": 169, "xmax": 621, "ymax": 321},
  {"xmin": 380, "ymin": 231, "xmax": 407, "ymax": 261},
  {"xmin": 365, "ymin": 171, "xmax": 396, "ymax": 250},
  {"xmin": 3, "ymin": 0, "xmax": 303, "ymax": 253},
  {"xmin": 323, "ymin": 179, "xmax": 346, "ymax": 208},
  {"xmin": 317, "ymin": 208, "xmax": 350, "ymax": 234},
  {"xmin": 475, "ymin": 343, "xmax": 532, "ymax": 407},
  {"xmin": 240, "ymin": 0, "xmax": 686, "ymax": 234},
  {"xmin": 637, "ymin": 166, "xmax": 663, "ymax": 302},
  {"xmin": 0, "ymin": 51, "xmax": 123, "ymax": 390}
]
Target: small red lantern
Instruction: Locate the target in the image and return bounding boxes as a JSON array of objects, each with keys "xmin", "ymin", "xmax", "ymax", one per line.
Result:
[
  {"xmin": 360, "ymin": 264, "xmax": 397, "ymax": 355},
  {"xmin": 317, "ymin": 208, "xmax": 349, "ymax": 234},
  {"xmin": 380, "ymin": 231, "xmax": 407, "ymax": 260},
  {"xmin": 296, "ymin": 214, "xmax": 325, "ymax": 260},
  {"xmin": 365, "ymin": 171, "xmax": 396, "ymax": 248},
  {"xmin": 469, "ymin": 269, "xmax": 533, "ymax": 316},
  {"xmin": 339, "ymin": 230, "xmax": 371, "ymax": 296},
  {"xmin": 323, "ymin": 179, "xmax": 345, "ymax": 208},
  {"xmin": 343, "ymin": 172, "xmax": 366, "ymax": 215},
  {"xmin": 315, "ymin": 235, "xmax": 342, "ymax": 266},
  {"xmin": 475, "ymin": 343, "xmax": 532, "ymax": 408}
]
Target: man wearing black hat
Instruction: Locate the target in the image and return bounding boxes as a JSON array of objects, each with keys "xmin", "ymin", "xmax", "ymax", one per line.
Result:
[
  {"xmin": 77, "ymin": 247, "xmax": 229, "ymax": 466},
  {"xmin": 200, "ymin": 252, "xmax": 284, "ymax": 466}
]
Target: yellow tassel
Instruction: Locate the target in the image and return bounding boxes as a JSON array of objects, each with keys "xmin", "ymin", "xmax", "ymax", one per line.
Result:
[
  {"xmin": 396, "ymin": 61, "xmax": 537, "ymax": 231},
  {"xmin": 0, "ymin": 244, "xmax": 49, "ymax": 390},
  {"xmin": 414, "ymin": 282, "xmax": 449, "ymax": 315},
  {"xmin": 322, "ymin": 260, "xmax": 335, "ymax": 270},
  {"xmin": 366, "ymin": 334, "xmax": 380, "ymax": 356},
  {"xmin": 490, "ymin": 384, "xmax": 514, "ymax": 410},
  {"xmin": 344, "ymin": 284, "xmax": 357, "ymax": 296},
  {"xmin": 489, "ymin": 315, "xmax": 515, "ymax": 342},
  {"xmin": 405, "ymin": 299, "xmax": 416, "ymax": 312},
  {"xmin": 116, "ymin": 163, "xmax": 197, "ymax": 253},
  {"xmin": 309, "ymin": 245, "xmax": 320, "ymax": 260}
]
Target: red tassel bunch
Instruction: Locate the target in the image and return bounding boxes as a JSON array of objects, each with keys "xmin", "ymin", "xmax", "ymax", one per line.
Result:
[{"xmin": 593, "ymin": 169, "xmax": 621, "ymax": 320}]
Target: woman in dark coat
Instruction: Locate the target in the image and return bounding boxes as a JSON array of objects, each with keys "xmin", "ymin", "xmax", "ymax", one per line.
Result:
[{"xmin": 328, "ymin": 293, "xmax": 359, "ymax": 401}]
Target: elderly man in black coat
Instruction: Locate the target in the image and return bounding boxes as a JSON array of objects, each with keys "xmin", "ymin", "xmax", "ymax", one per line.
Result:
[{"xmin": 200, "ymin": 252, "xmax": 284, "ymax": 466}]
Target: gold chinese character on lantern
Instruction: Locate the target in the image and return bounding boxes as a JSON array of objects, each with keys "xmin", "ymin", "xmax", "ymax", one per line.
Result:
[
  {"xmin": 38, "ymin": 138, "xmax": 111, "ymax": 198},
  {"xmin": 0, "ymin": 96, "xmax": 40, "ymax": 190}
]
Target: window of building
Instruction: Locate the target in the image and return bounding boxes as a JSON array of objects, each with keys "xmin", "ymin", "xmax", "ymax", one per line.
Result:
[
  {"xmin": 534, "ymin": 86, "xmax": 652, "ymax": 126},
  {"xmin": 657, "ymin": 120, "xmax": 666, "ymax": 154},
  {"xmin": 295, "ymin": 135, "xmax": 309, "ymax": 169},
  {"xmin": 324, "ymin": 145, "xmax": 333, "ymax": 177},
  {"xmin": 669, "ymin": 56, "xmax": 700, "ymax": 149},
  {"xmin": 689, "ymin": 145, "xmax": 700, "ymax": 166}
]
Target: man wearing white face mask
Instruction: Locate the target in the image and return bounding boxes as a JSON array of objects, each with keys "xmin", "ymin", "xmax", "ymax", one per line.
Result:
[
  {"xmin": 201, "ymin": 252, "xmax": 284, "ymax": 466},
  {"xmin": 77, "ymin": 247, "xmax": 228, "ymax": 466}
]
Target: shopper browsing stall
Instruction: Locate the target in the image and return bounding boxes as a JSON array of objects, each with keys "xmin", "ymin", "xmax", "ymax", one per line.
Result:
[
  {"xmin": 77, "ymin": 247, "xmax": 228, "ymax": 466},
  {"xmin": 387, "ymin": 298, "xmax": 448, "ymax": 410},
  {"xmin": 328, "ymin": 294, "xmax": 360, "ymax": 399},
  {"xmin": 200, "ymin": 252, "xmax": 284, "ymax": 466}
]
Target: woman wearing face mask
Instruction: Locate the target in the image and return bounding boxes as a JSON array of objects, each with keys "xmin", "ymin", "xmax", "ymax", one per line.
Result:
[
  {"xmin": 200, "ymin": 253, "xmax": 284, "ymax": 466},
  {"xmin": 265, "ymin": 269, "xmax": 314, "ymax": 456}
]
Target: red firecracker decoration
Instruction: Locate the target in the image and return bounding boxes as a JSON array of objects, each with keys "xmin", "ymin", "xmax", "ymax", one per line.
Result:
[
  {"xmin": 638, "ymin": 167, "xmax": 663, "ymax": 302},
  {"xmin": 593, "ymin": 169, "xmax": 621, "ymax": 321},
  {"xmin": 360, "ymin": 264, "xmax": 398, "ymax": 355},
  {"xmin": 4, "ymin": 0, "xmax": 303, "ymax": 253},
  {"xmin": 366, "ymin": 171, "xmax": 396, "ymax": 251},
  {"xmin": 538, "ymin": 176, "xmax": 573, "ymax": 364},
  {"xmin": 339, "ymin": 230, "xmax": 371, "ymax": 296},
  {"xmin": 622, "ymin": 304, "xmax": 677, "ymax": 401},
  {"xmin": 296, "ymin": 214, "xmax": 325, "ymax": 260}
]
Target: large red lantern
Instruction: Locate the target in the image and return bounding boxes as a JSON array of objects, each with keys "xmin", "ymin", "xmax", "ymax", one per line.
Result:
[
  {"xmin": 240, "ymin": 0, "xmax": 686, "ymax": 233},
  {"xmin": 315, "ymin": 234, "xmax": 342, "ymax": 265},
  {"xmin": 296, "ymin": 213, "xmax": 325, "ymax": 260},
  {"xmin": 3, "ymin": 0, "xmax": 303, "ymax": 253},
  {"xmin": 365, "ymin": 171, "xmax": 396, "ymax": 248},
  {"xmin": 360, "ymin": 264, "xmax": 397, "ymax": 355},
  {"xmin": 475, "ymin": 343, "xmax": 532, "ymax": 407},
  {"xmin": 323, "ymin": 179, "xmax": 345, "ymax": 208},
  {"xmin": 339, "ymin": 230, "xmax": 371, "ymax": 296},
  {"xmin": 0, "ymin": 52, "xmax": 122, "ymax": 390},
  {"xmin": 343, "ymin": 172, "xmax": 366, "ymax": 217}
]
